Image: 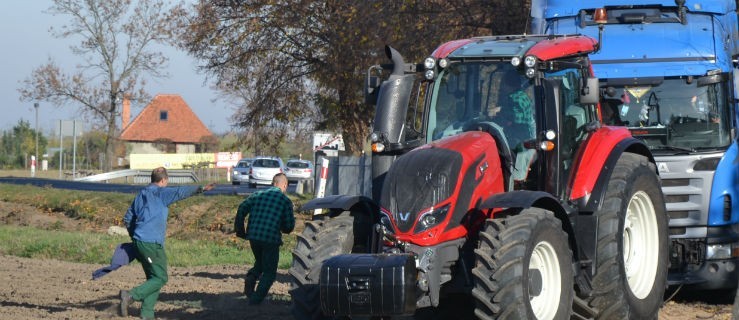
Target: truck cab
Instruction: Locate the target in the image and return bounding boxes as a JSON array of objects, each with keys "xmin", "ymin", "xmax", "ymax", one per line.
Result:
[{"xmin": 535, "ymin": 0, "xmax": 739, "ymax": 290}]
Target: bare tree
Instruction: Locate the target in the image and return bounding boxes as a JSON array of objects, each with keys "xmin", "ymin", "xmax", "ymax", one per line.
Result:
[
  {"xmin": 179, "ymin": 0, "xmax": 526, "ymax": 153},
  {"xmin": 18, "ymin": 0, "xmax": 185, "ymax": 171}
]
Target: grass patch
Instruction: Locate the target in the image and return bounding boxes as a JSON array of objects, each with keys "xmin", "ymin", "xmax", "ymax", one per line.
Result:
[{"xmin": 0, "ymin": 225, "xmax": 296, "ymax": 269}]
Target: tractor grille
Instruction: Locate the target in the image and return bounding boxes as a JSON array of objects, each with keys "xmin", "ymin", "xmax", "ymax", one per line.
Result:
[{"xmin": 380, "ymin": 148, "xmax": 462, "ymax": 233}]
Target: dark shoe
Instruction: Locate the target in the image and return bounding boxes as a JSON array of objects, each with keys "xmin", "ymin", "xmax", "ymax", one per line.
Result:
[
  {"xmin": 244, "ymin": 274, "xmax": 257, "ymax": 297},
  {"xmin": 119, "ymin": 290, "xmax": 132, "ymax": 317}
]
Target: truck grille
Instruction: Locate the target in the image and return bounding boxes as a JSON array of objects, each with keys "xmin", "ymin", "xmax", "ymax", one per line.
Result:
[{"xmin": 655, "ymin": 154, "xmax": 717, "ymax": 239}]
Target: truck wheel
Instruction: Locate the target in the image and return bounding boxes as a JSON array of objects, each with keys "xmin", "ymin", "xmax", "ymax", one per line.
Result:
[
  {"xmin": 472, "ymin": 208, "xmax": 574, "ymax": 320},
  {"xmin": 589, "ymin": 153, "xmax": 667, "ymax": 319},
  {"xmin": 289, "ymin": 213, "xmax": 360, "ymax": 320}
]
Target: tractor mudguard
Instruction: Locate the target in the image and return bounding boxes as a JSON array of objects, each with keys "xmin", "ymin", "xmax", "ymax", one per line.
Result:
[
  {"xmin": 480, "ymin": 190, "xmax": 563, "ymax": 214},
  {"xmin": 574, "ymin": 136, "xmax": 654, "ymax": 212},
  {"xmin": 480, "ymin": 190, "xmax": 580, "ymax": 260},
  {"xmin": 300, "ymin": 194, "xmax": 379, "ymax": 219}
]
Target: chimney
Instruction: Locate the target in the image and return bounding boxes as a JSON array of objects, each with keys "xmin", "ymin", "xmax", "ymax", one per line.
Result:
[{"xmin": 121, "ymin": 95, "xmax": 131, "ymax": 129}]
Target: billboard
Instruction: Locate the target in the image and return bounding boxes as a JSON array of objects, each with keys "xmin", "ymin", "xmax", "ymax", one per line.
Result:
[{"xmin": 215, "ymin": 152, "xmax": 242, "ymax": 168}]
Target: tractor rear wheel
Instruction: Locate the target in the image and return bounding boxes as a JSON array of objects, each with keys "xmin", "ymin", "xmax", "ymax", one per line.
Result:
[
  {"xmin": 472, "ymin": 208, "xmax": 574, "ymax": 320},
  {"xmin": 589, "ymin": 153, "xmax": 667, "ymax": 319},
  {"xmin": 289, "ymin": 212, "xmax": 365, "ymax": 320}
]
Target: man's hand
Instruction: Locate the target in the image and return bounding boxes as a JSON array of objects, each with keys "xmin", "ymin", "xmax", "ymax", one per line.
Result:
[{"xmin": 202, "ymin": 183, "xmax": 216, "ymax": 191}]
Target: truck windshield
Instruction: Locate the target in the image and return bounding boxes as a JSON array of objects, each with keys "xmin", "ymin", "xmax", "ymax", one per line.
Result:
[
  {"xmin": 601, "ymin": 78, "xmax": 732, "ymax": 152},
  {"xmin": 426, "ymin": 61, "xmax": 536, "ymax": 151}
]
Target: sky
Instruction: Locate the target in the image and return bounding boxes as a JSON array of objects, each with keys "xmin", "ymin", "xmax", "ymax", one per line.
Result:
[{"xmin": 0, "ymin": 1, "xmax": 234, "ymax": 136}]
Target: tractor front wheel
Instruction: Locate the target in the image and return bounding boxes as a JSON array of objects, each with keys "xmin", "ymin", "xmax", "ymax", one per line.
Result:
[
  {"xmin": 289, "ymin": 212, "xmax": 371, "ymax": 320},
  {"xmin": 472, "ymin": 208, "xmax": 574, "ymax": 320},
  {"xmin": 589, "ymin": 153, "xmax": 668, "ymax": 319}
]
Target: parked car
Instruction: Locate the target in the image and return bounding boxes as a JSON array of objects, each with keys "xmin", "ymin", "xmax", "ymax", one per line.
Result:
[
  {"xmin": 284, "ymin": 159, "xmax": 313, "ymax": 182},
  {"xmin": 231, "ymin": 158, "xmax": 253, "ymax": 185},
  {"xmin": 248, "ymin": 157, "xmax": 284, "ymax": 188}
]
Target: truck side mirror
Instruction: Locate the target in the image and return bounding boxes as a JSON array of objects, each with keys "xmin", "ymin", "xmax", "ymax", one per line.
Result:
[{"xmin": 581, "ymin": 77, "xmax": 600, "ymax": 105}]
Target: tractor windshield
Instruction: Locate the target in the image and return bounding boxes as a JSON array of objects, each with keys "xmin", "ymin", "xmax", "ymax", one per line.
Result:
[
  {"xmin": 426, "ymin": 61, "xmax": 536, "ymax": 151},
  {"xmin": 601, "ymin": 77, "xmax": 732, "ymax": 153}
]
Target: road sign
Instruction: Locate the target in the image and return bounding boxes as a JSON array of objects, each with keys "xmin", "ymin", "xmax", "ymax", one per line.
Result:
[{"xmin": 313, "ymin": 133, "xmax": 345, "ymax": 157}]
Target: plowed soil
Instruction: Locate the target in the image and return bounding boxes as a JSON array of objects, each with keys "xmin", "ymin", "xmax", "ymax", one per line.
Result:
[{"xmin": 0, "ymin": 200, "xmax": 734, "ymax": 319}]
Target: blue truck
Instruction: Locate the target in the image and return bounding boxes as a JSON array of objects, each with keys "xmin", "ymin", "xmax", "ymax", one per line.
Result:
[{"xmin": 533, "ymin": 0, "xmax": 739, "ymax": 290}]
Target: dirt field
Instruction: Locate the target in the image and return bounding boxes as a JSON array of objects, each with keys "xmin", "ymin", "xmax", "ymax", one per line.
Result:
[{"xmin": 0, "ymin": 200, "xmax": 735, "ymax": 319}]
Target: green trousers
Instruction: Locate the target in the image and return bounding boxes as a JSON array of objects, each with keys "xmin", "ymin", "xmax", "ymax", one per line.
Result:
[
  {"xmin": 247, "ymin": 239, "xmax": 280, "ymax": 303},
  {"xmin": 130, "ymin": 240, "xmax": 168, "ymax": 319}
]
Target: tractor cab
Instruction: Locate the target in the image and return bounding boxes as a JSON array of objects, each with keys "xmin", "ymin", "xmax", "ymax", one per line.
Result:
[{"xmin": 369, "ymin": 35, "xmax": 601, "ymax": 199}]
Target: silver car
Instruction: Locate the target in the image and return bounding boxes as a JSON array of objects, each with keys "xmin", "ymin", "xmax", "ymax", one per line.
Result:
[
  {"xmin": 231, "ymin": 158, "xmax": 253, "ymax": 185},
  {"xmin": 248, "ymin": 157, "xmax": 284, "ymax": 188},
  {"xmin": 284, "ymin": 160, "xmax": 313, "ymax": 182}
]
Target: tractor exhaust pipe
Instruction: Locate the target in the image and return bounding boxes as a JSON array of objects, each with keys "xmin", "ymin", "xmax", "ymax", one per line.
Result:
[
  {"xmin": 371, "ymin": 46, "xmax": 417, "ymax": 201},
  {"xmin": 386, "ymin": 46, "xmax": 407, "ymax": 76}
]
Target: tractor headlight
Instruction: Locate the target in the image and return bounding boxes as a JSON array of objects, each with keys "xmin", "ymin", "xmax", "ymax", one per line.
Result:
[
  {"xmin": 370, "ymin": 132, "xmax": 380, "ymax": 142},
  {"xmin": 424, "ymin": 57, "xmax": 436, "ymax": 70},
  {"xmin": 414, "ymin": 204, "xmax": 451, "ymax": 233},
  {"xmin": 424, "ymin": 69, "xmax": 435, "ymax": 80},
  {"xmin": 524, "ymin": 55, "xmax": 537, "ymax": 67},
  {"xmin": 525, "ymin": 68, "xmax": 536, "ymax": 78},
  {"xmin": 438, "ymin": 58, "xmax": 449, "ymax": 68},
  {"xmin": 511, "ymin": 56, "xmax": 521, "ymax": 67}
]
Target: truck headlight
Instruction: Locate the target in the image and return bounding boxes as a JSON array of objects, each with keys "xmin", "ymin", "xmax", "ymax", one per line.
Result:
[
  {"xmin": 706, "ymin": 244, "xmax": 734, "ymax": 260},
  {"xmin": 414, "ymin": 204, "xmax": 450, "ymax": 233}
]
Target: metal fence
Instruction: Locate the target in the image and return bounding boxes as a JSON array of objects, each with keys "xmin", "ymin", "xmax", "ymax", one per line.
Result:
[{"xmin": 314, "ymin": 155, "xmax": 372, "ymax": 198}]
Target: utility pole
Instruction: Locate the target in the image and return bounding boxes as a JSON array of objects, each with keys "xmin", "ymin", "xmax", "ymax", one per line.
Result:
[{"xmin": 34, "ymin": 103, "xmax": 39, "ymax": 177}]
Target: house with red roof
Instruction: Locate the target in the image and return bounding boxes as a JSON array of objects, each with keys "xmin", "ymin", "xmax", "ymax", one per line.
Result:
[{"xmin": 119, "ymin": 94, "xmax": 214, "ymax": 154}]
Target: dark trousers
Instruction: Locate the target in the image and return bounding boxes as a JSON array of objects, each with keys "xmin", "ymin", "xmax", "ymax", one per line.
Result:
[
  {"xmin": 130, "ymin": 240, "xmax": 168, "ymax": 319},
  {"xmin": 247, "ymin": 239, "xmax": 280, "ymax": 302}
]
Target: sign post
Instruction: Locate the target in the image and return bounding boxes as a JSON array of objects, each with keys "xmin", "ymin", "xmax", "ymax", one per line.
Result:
[
  {"xmin": 30, "ymin": 155, "xmax": 36, "ymax": 177},
  {"xmin": 314, "ymin": 157, "xmax": 330, "ymax": 216}
]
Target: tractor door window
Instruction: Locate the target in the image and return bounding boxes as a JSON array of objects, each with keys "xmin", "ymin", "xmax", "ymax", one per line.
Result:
[
  {"xmin": 406, "ymin": 75, "xmax": 428, "ymax": 142},
  {"xmin": 548, "ymin": 70, "xmax": 589, "ymax": 172}
]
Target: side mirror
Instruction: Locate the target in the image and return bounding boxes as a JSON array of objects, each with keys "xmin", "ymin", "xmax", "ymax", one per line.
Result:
[
  {"xmin": 365, "ymin": 75, "xmax": 382, "ymax": 105},
  {"xmin": 581, "ymin": 77, "xmax": 600, "ymax": 105}
]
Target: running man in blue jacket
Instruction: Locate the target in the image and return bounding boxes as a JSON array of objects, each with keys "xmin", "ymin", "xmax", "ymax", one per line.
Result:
[{"xmin": 119, "ymin": 167, "xmax": 215, "ymax": 319}]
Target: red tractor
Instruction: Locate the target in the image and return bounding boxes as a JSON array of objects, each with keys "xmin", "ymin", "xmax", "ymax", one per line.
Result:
[{"xmin": 290, "ymin": 35, "xmax": 668, "ymax": 319}]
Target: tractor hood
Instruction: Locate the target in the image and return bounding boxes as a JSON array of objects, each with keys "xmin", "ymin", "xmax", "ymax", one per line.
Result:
[{"xmin": 380, "ymin": 131, "xmax": 505, "ymax": 245}]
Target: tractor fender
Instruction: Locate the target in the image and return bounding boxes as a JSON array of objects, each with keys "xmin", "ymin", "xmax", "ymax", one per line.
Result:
[
  {"xmin": 481, "ymin": 190, "xmax": 565, "ymax": 217},
  {"xmin": 300, "ymin": 194, "xmax": 379, "ymax": 219},
  {"xmin": 575, "ymin": 137, "xmax": 654, "ymax": 212},
  {"xmin": 480, "ymin": 190, "xmax": 581, "ymax": 261}
]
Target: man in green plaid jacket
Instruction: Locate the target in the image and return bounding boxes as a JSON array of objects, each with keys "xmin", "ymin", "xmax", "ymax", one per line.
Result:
[{"xmin": 234, "ymin": 173, "xmax": 295, "ymax": 305}]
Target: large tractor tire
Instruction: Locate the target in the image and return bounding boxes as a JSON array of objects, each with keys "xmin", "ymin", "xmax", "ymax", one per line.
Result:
[
  {"xmin": 472, "ymin": 208, "xmax": 574, "ymax": 320},
  {"xmin": 289, "ymin": 212, "xmax": 368, "ymax": 320},
  {"xmin": 589, "ymin": 153, "xmax": 668, "ymax": 319}
]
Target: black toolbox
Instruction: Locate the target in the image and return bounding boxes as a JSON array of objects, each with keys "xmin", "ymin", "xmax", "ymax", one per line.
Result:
[{"xmin": 319, "ymin": 253, "xmax": 416, "ymax": 316}]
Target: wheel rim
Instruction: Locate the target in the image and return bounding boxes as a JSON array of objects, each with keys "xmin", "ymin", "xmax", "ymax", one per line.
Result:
[
  {"xmin": 623, "ymin": 190, "xmax": 659, "ymax": 299},
  {"xmin": 529, "ymin": 241, "xmax": 562, "ymax": 320}
]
